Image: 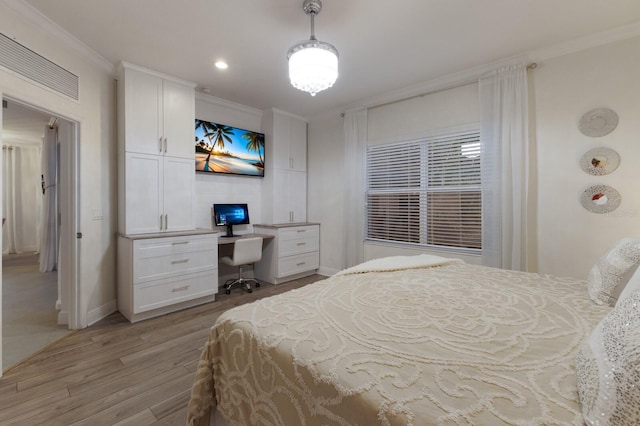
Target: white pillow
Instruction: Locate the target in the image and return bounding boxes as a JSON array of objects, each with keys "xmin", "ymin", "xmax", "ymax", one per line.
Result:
[
  {"xmin": 575, "ymin": 289, "xmax": 640, "ymax": 425},
  {"xmin": 587, "ymin": 238, "xmax": 640, "ymax": 306}
]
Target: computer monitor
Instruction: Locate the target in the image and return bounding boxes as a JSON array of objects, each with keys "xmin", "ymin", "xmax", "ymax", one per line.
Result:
[{"xmin": 213, "ymin": 203, "xmax": 250, "ymax": 237}]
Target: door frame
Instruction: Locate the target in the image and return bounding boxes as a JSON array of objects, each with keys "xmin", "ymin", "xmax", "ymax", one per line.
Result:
[{"xmin": 0, "ymin": 95, "xmax": 81, "ymax": 367}]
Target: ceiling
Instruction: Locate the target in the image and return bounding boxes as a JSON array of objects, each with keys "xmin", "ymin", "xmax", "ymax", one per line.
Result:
[{"xmin": 16, "ymin": 0, "xmax": 640, "ymax": 118}]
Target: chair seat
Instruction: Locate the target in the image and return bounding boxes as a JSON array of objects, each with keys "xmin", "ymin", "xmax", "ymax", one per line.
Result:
[{"xmin": 222, "ymin": 237, "xmax": 263, "ymax": 294}]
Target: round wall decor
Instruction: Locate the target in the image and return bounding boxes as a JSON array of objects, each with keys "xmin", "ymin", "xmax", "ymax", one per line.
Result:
[
  {"xmin": 578, "ymin": 108, "xmax": 618, "ymax": 137},
  {"xmin": 580, "ymin": 185, "xmax": 621, "ymax": 214},
  {"xmin": 580, "ymin": 147, "xmax": 620, "ymax": 176}
]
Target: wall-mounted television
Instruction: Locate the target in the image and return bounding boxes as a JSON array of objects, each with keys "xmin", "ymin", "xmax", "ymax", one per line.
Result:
[{"xmin": 195, "ymin": 119, "xmax": 265, "ymax": 177}]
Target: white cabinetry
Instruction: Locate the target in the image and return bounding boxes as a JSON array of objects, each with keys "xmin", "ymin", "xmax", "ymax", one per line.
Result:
[
  {"xmin": 254, "ymin": 224, "xmax": 319, "ymax": 284},
  {"xmin": 121, "ymin": 65, "xmax": 194, "ymax": 158},
  {"xmin": 117, "ymin": 232, "xmax": 218, "ymax": 322},
  {"xmin": 261, "ymin": 109, "xmax": 308, "ymax": 224},
  {"xmin": 118, "ymin": 62, "xmax": 196, "ymax": 235}
]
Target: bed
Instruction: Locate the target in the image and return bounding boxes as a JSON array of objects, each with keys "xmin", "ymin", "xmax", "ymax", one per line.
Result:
[{"xmin": 187, "ymin": 255, "xmax": 613, "ymax": 426}]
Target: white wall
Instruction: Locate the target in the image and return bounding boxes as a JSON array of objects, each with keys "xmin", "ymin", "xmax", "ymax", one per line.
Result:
[
  {"xmin": 307, "ymin": 114, "xmax": 344, "ymax": 275},
  {"xmin": 308, "ymin": 35, "xmax": 640, "ymax": 279},
  {"xmin": 194, "ymin": 94, "xmax": 266, "ymax": 279},
  {"xmin": 193, "ymin": 94, "xmax": 264, "ymax": 234},
  {"xmin": 0, "ymin": 1, "xmax": 117, "ymax": 327},
  {"xmin": 533, "ymin": 36, "xmax": 640, "ymax": 278}
]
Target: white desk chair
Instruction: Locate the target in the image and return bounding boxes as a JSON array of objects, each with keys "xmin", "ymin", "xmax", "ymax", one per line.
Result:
[{"xmin": 220, "ymin": 237, "xmax": 263, "ymax": 294}]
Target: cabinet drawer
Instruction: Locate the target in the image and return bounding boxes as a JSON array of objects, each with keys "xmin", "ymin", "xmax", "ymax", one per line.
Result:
[
  {"xmin": 134, "ymin": 234, "xmax": 217, "ymax": 259},
  {"xmin": 135, "ymin": 248, "xmax": 217, "ymax": 283},
  {"xmin": 277, "ymin": 251, "xmax": 319, "ymax": 278},
  {"xmin": 133, "ymin": 274, "xmax": 216, "ymax": 313},
  {"xmin": 278, "ymin": 225, "xmax": 319, "ymax": 242},
  {"xmin": 279, "ymin": 235, "xmax": 319, "ymax": 257}
]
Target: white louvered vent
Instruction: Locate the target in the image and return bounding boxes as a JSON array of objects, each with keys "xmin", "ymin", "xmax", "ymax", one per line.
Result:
[{"xmin": 0, "ymin": 32, "xmax": 79, "ymax": 100}]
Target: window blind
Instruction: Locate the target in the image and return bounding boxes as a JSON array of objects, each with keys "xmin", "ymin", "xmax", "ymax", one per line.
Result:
[{"xmin": 366, "ymin": 129, "xmax": 481, "ymax": 251}]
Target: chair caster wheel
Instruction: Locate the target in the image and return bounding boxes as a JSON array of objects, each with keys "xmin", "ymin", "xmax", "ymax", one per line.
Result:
[
  {"xmin": 247, "ymin": 288, "xmax": 252, "ymax": 293},
  {"xmin": 255, "ymin": 282, "xmax": 260, "ymax": 288},
  {"xmin": 225, "ymin": 289, "xmax": 230, "ymax": 294}
]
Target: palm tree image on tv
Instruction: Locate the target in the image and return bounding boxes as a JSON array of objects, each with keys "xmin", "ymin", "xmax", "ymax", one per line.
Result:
[{"xmin": 195, "ymin": 119, "xmax": 265, "ymax": 176}]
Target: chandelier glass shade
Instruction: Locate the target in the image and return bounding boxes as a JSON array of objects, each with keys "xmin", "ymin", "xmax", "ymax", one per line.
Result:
[{"xmin": 287, "ymin": 0, "xmax": 338, "ymax": 96}]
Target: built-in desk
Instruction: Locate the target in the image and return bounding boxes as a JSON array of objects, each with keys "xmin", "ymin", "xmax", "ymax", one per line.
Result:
[{"xmin": 217, "ymin": 233, "xmax": 275, "ymax": 246}]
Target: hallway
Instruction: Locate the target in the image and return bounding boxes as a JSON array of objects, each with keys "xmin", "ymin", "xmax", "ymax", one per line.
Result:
[{"xmin": 2, "ymin": 252, "xmax": 69, "ymax": 371}]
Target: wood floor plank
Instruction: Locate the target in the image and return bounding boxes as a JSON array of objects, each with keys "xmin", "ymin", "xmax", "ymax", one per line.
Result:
[
  {"xmin": 0, "ymin": 274, "xmax": 326, "ymax": 425},
  {"xmin": 112, "ymin": 408, "xmax": 158, "ymax": 426}
]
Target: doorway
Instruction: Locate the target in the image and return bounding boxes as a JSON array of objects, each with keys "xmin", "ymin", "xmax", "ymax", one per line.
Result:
[{"xmin": 1, "ymin": 98, "xmax": 75, "ymax": 371}]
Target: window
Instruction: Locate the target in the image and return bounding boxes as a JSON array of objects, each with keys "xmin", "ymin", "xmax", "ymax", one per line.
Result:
[{"xmin": 366, "ymin": 129, "xmax": 481, "ymax": 252}]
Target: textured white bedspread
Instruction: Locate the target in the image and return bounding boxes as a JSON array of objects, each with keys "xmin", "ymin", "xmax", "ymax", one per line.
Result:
[{"xmin": 188, "ymin": 261, "xmax": 610, "ymax": 425}]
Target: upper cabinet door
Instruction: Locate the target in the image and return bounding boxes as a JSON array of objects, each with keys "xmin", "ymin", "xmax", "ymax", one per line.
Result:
[
  {"xmin": 124, "ymin": 68, "xmax": 163, "ymax": 155},
  {"xmin": 288, "ymin": 118, "xmax": 307, "ymax": 172},
  {"xmin": 272, "ymin": 113, "xmax": 291, "ymax": 170},
  {"xmin": 271, "ymin": 111, "xmax": 307, "ymax": 171},
  {"xmin": 162, "ymin": 79, "xmax": 195, "ymax": 159}
]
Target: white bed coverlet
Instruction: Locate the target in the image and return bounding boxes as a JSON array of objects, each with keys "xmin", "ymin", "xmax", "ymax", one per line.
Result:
[{"xmin": 188, "ymin": 260, "xmax": 610, "ymax": 426}]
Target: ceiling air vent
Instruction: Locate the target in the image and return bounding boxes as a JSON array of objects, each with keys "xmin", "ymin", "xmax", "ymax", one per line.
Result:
[{"xmin": 0, "ymin": 32, "xmax": 79, "ymax": 101}]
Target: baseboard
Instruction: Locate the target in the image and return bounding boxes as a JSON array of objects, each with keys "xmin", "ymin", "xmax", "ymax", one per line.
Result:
[
  {"xmin": 57, "ymin": 310, "xmax": 69, "ymax": 325},
  {"xmin": 87, "ymin": 299, "xmax": 118, "ymax": 326},
  {"xmin": 317, "ymin": 266, "xmax": 339, "ymax": 277}
]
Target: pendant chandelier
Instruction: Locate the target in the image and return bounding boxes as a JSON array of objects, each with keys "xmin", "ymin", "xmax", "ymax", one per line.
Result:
[{"xmin": 287, "ymin": 0, "xmax": 338, "ymax": 96}]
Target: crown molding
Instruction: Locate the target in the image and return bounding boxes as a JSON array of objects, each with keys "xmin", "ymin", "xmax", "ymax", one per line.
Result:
[
  {"xmin": 2, "ymin": 0, "xmax": 115, "ymax": 74},
  {"xmin": 528, "ymin": 20, "xmax": 640, "ymax": 62},
  {"xmin": 195, "ymin": 92, "xmax": 263, "ymax": 118}
]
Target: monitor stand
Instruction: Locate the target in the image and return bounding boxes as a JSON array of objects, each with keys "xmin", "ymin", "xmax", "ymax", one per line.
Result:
[{"xmin": 221, "ymin": 224, "xmax": 235, "ymax": 238}]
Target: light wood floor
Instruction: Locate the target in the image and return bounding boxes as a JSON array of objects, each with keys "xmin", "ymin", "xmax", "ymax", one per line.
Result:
[
  {"xmin": 2, "ymin": 252, "xmax": 69, "ymax": 370},
  {"xmin": 0, "ymin": 274, "xmax": 325, "ymax": 425}
]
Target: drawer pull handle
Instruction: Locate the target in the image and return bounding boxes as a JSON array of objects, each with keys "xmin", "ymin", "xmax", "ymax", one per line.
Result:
[
  {"xmin": 171, "ymin": 259, "xmax": 189, "ymax": 264},
  {"xmin": 297, "ymin": 242, "xmax": 306, "ymax": 246},
  {"xmin": 296, "ymin": 262, "xmax": 306, "ymax": 266},
  {"xmin": 172, "ymin": 241, "xmax": 189, "ymax": 245},
  {"xmin": 171, "ymin": 285, "xmax": 190, "ymax": 293},
  {"xmin": 296, "ymin": 229, "xmax": 306, "ymax": 233}
]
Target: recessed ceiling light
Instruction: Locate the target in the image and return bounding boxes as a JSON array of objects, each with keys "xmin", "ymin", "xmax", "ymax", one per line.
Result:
[{"xmin": 215, "ymin": 60, "xmax": 228, "ymax": 70}]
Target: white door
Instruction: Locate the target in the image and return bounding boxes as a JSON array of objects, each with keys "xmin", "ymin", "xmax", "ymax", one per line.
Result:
[
  {"xmin": 123, "ymin": 68, "xmax": 162, "ymax": 155},
  {"xmin": 162, "ymin": 80, "xmax": 195, "ymax": 159},
  {"xmin": 125, "ymin": 152, "xmax": 163, "ymax": 234},
  {"xmin": 163, "ymin": 156, "xmax": 195, "ymax": 232},
  {"xmin": 288, "ymin": 118, "xmax": 307, "ymax": 172},
  {"xmin": 288, "ymin": 170, "xmax": 307, "ymax": 223}
]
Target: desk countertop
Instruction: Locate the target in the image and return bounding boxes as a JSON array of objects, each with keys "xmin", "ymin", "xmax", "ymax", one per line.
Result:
[
  {"xmin": 253, "ymin": 222, "xmax": 320, "ymax": 229},
  {"xmin": 217, "ymin": 233, "xmax": 275, "ymax": 245},
  {"xmin": 118, "ymin": 228, "xmax": 218, "ymax": 240}
]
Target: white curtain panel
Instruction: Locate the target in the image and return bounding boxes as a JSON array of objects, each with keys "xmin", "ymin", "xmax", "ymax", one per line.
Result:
[
  {"xmin": 39, "ymin": 126, "xmax": 58, "ymax": 272},
  {"xmin": 342, "ymin": 108, "xmax": 368, "ymax": 268},
  {"xmin": 2, "ymin": 144, "xmax": 42, "ymax": 254},
  {"xmin": 479, "ymin": 63, "xmax": 530, "ymax": 271}
]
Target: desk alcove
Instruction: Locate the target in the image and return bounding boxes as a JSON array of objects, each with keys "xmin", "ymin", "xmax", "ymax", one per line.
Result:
[{"xmin": 216, "ymin": 233, "xmax": 275, "ymax": 288}]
